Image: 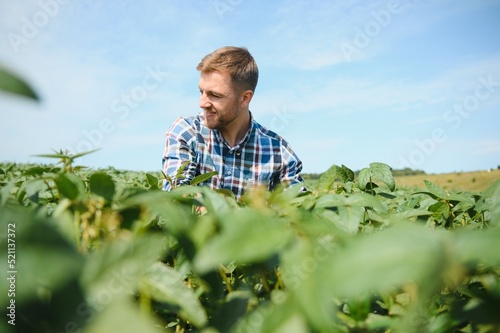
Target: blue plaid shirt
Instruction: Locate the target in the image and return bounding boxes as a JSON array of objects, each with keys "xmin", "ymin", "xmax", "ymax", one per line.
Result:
[{"xmin": 162, "ymin": 112, "xmax": 304, "ymax": 199}]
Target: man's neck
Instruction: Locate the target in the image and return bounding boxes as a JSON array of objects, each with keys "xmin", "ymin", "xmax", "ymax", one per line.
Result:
[{"xmin": 221, "ymin": 110, "xmax": 251, "ymax": 147}]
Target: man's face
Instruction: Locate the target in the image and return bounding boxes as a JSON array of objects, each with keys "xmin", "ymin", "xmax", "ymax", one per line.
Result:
[{"xmin": 198, "ymin": 70, "xmax": 243, "ymax": 130}]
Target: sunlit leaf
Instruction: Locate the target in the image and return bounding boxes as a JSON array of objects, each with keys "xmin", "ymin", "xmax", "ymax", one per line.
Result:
[
  {"xmin": 190, "ymin": 170, "xmax": 218, "ymax": 186},
  {"xmin": 194, "ymin": 209, "xmax": 294, "ymax": 274}
]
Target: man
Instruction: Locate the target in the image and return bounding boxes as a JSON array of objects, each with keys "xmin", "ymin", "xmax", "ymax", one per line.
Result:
[{"xmin": 162, "ymin": 46, "xmax": 304, "ymax": 199}]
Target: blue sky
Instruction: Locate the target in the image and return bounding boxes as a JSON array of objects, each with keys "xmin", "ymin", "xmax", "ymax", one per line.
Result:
[{"xmin": 1, "ymin": 0, "xmax": 499, "ymax": 174}]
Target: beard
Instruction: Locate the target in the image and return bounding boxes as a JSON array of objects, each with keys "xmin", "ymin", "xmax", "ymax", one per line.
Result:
[{"xmin": 203, "ymin": 106, "xmax": 240, "ymax": 130}]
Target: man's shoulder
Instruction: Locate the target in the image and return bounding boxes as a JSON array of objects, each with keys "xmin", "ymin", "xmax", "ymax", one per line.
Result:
[
  {"xmin": 252, "ymin": 120, "xmax": 288, "ymax": 146},
  {"xmin": 172, "ymin": 114, "xmax": 204, "ymax": 128},
  {"xmin": 253, "ymin": 120, "xmax": 280, "ymax": 140},
  {"xmin": 168, "ymin": 114, "xmax": 206, "ymax": 133}
]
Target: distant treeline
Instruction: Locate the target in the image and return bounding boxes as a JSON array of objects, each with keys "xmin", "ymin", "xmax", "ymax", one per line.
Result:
[{"xmin": 302, "ymin": 167, "xmax": 426, "ymax": 180}]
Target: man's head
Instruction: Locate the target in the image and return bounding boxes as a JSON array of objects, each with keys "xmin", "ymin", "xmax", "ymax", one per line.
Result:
[
  {"xmin": 197, "ymin": 46, "xmax": 259, "ymax": 93},
  {"xmin": 197, "ymin": 47, "xmax": 259, "ymax": 136}
]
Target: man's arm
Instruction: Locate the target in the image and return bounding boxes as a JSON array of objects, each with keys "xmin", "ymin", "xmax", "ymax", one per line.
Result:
[
  {"xmin": 162, "ymin": 117, "xmax": 198, "ymax": 190},
  {"xmin": 278, "ymin": 140, "xmax": 305, "ymax": 190}
]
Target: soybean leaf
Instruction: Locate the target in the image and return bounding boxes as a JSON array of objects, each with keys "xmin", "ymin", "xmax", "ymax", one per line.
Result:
[
  {"xmin": 122, "ymin": 190, "xmax": 196, "ymax": 234},
  {"xmin": 321, "ymin": 206, "xmax": 365, "ymax": 234},
  {"xmin": 453, "ymin": 228, "xmax": 500, "ymax": 266},
  {"xmin": 423, "ymin": 180, "xmax": 448, "ymax": 200},
  {"xmin": 0, "ymin": 66, "xmax": 39, "ymax": 100},
  {"xmin": 194, "ymin": 209, "xmax": 294, "ymax": 274},
  {"xmin": 280, "ymin": 239, "xmax": 337, "ymax": 331},
  {"xmin": 0, "ymin": 206, "xmax": 84, "ymax": 305},
  {"xmin": 429, "ymin": 201, "xmax": 449, "ymax": 221},
  {"xmin": 317, "ymin": 164, "xmax": 351, "ymax": 190},
  {"xmin": 190, "ymin": 171, "xmax": 218, "ymax": 186},
  {"xmin": 341, "ymin": 164, "xmax": 355, "ymax": 182},
  {"xmin": 80, "ymin": 234, "xmax": 167, "ymax": 299},
  {"xmin": 55, "ymin": 173, "xmax": 86, "ymax": 200},
  {"xmin": 357, "ymin": 168, "xmax": 371, "ymax": 191},
  {"xmin": 139, "ymin": 262, "xmax": 207, "ymax": 327},
  {"xmin": 89, "ymin": 172, "xmax": 115, "ymax": 202},
  {"xmin": 145, "ymin": 173, "xmax": 160, "ymax": 189},
  {"xmin": 476, "ymin": 180, "xmax": 500, "ymax": 227},
  {"xmin": 357, "ymin": 163, "xmax": 395, "ymax": 192},
  {"xmin": 319, "ymin": 223, "xmax": 444, "ymax": 298},
  {"xmin": 82, "ymin": 296, "xmax": 164, "ymax": 333}
]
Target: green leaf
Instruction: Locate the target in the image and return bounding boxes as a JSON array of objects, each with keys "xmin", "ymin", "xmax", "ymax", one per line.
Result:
[
  {"xmin": 477, "ymin": 180, "xmax": 500, "ymax": 227},
  {"xmin": 55, "ymin": 173, "xmax": 86, "ymax": 200},
  {"xmin": 318, "ymin": 223, "xmax": 444, "ymax": 298},
  {"xmin": 145, "ymin": 173, "xmax": 159, "ymax": 189},
  {"xmin": 357, "ymin": 163, "xmax": 395, "ymax": 192},
  {"xmin": 453, "ymin": 228, "xmax": 500, "ymax": 266},
  {"xmin": 139, "ymin": 262, "xmax": 208, "ymax": 327},
  {"xmin": 34, "ymin": 148, "xmax": 100, "ymax": 163},
  {"xmin": 317, "ymin": 164, "xmax": 345, "ymax": 190},
  {"xmin": 80, "ymin": 234, "xmax": 168, "ymax": 299},
  {"xmin": 176, "ymin": 160, "xmax": 190, "ymax": 179},
  {"xmin": 82, "ymin": 296, "xmax": 164, "ymax": 333},
  {"xmin": 89, "ymin": 172, "xmax": 115, "ymax": 202},
  {"xmin": 122, "ymin": 190, "xmax": 196, "ymax": 234},
  {"xmin": 232, "ymin": 296, "xmax": 311, "ymax": 333},
  {"xmin": 190, "ymin": 171, "xmax": 218, "ymax": 186},
  {"xmin": 1, "ymin": 181, "xmax": 15, "ymax": 207},
  {"xmin": 321, "ymin": 206, "xmax": 365, "ymax": 234},
  {"xmin": 345, "ymin": 193, "xmax": 386, "ymax": 213},
  {"xmin": 194, "ymin": 209, "xmax": 294, "ymax": 274},
  {"xmin": 422, "ymin": 180, "xmax": 448, "ymax": 199},
  {"xmin": 357, "ymin": 168, "xmax": 371, "ymax": 191},
  {"xmin": 0, "ymin": 206, "xmax": 83, "ymax": 305},
  {"xmin": 369, "ymin": 162, "xmax": 395, "ymax": 191},
  {"xmin": 0, "ymin": 66, "xmax": 39, "ymax": 100},
  {"xmin": 280, "ymin": 239, "xmax": 337, "ymax": 331},
  {"xmin": 429, "ymin": 201, "xmax": 449, "ymax": 221},
  {"xmin": 341, "ymin": 164, "xmax": 355, "ymax": 182},
  {"xmin": 314, "ymin": 193, "xmax": 347, "ymax": 209}
]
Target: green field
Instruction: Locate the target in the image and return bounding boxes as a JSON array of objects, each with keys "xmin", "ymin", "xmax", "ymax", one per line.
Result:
[
  {"xmin": 1, "ymin": 158, "xmax": 499, "ymax": 333},
  {"xmin": 395, "ymin": 169, "xmax": 500, "ymax": 192}
]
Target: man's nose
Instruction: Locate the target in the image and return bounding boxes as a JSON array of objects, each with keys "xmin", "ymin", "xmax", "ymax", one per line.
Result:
[{"xmin": 199, "ymin": 92, "xmax": 210, "ymax": 109}]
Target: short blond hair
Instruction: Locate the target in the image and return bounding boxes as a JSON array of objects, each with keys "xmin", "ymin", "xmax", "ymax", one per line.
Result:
[{"xmin": 197, "ymin": 46, "xmax": 259, "ymax": 92}]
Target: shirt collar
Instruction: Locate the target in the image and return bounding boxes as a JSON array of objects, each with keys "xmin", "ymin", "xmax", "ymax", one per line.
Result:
[{"xmin": 213, "ymin": 111, "xmax": 255, "ymax": 149}]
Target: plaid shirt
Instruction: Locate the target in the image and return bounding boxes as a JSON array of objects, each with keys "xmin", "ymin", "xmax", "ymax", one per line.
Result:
[{"xmin": 162, "ymin": 112, "xmax": 304, "ymax": 199}]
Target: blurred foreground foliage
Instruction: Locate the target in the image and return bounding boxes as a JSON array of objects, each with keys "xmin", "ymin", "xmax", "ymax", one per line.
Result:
[{"xmin": 1, "ymin": 155, "xmax": 499, "ymax": 333}]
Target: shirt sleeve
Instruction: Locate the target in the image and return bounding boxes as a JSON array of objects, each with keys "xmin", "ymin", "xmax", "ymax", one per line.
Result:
[
  {"xmin": 277, "ymin": 139, "xmax": 305, "ymax": 190},
  {"xmin": 162, "ymin": 117, "xmax": 198, "ymax": 191}
]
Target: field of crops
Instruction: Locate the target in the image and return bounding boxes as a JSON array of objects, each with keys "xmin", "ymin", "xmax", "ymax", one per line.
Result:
[{"xmin": 1, "ymin": 153, "xmax": 500, "ymax": 333}]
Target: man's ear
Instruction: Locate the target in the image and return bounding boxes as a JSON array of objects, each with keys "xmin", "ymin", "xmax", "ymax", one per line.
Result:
[{"xmin": 240, "ymin": 90, "xmax": 254, "ymax": 107}]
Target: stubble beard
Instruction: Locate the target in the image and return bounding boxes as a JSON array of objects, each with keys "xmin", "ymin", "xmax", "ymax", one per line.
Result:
[{"xmin": 203, "ymin": 106, "xmax": 240, "ymax": 131}]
